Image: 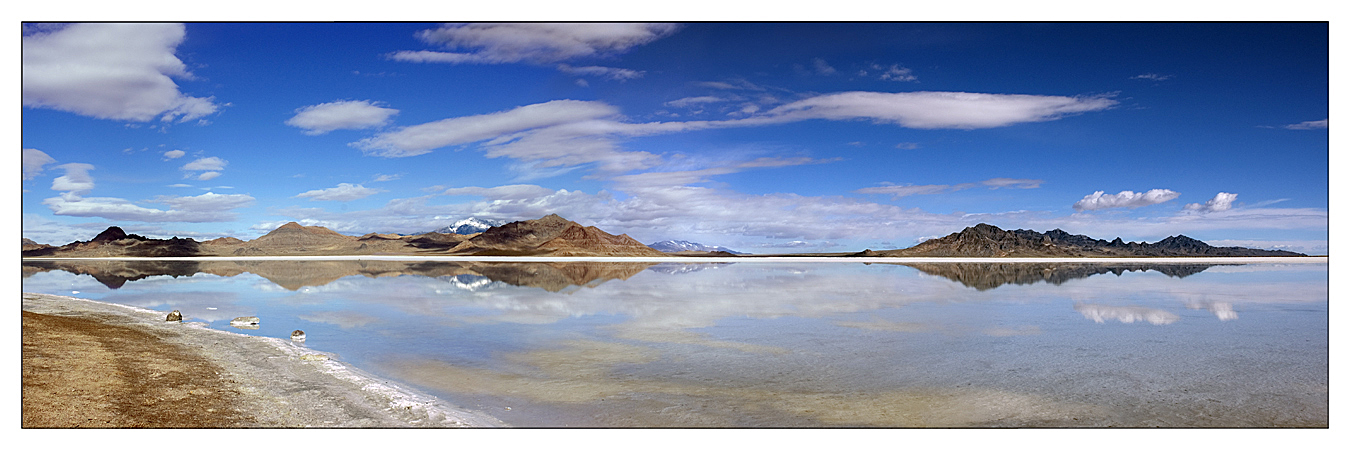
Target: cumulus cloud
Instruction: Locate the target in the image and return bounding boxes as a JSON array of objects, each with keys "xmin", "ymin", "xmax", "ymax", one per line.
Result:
[
  {"xmin": 181, "ymin": 156, "xmax": 227, "ymax": 171},
  {"xmin": 1072, "ymin": 189, "xmax": 1181, "ymax": 211},
  {"xmin": 22, "ymin": 23, "xmax": 219, "ymax": 122},
  {"xmin": 555, "ymin": 64, "xmax": 644, "ymax": 81},
  {"xmin": 1284, "ymin": 119, "xmax": 1327, "ymax": 130},
  {"xmin": 1184, "ymin": 192, "xmax": 1237, "ymax": 213},
  {"xmin": 51, "ymin": 163, "xmax": 96, "ymax": 194},
  {"xmin": 23, "ymin": 148, "xmax": 56, "ymax": 180},
  {"xmin": 286, "ymin": 100, "xmax": 400, "ymax": 135},
  {"xmin": 390, "ymin": 23, "xmax": 681, "ymax": 65},
  {"xmin": 162, "ymin": 149, "xmax": 185, "ymax": 159},
  {"xmin": 44, "ymin": 191, "xmax": 254, "ymax": 222},
  {"xmin": 765, "ymin": 91, "xmax": 1117, "ymax": 129},
  {"xmin": 295, "ymin": 183, "xmax": 385, "ymax": 201}
]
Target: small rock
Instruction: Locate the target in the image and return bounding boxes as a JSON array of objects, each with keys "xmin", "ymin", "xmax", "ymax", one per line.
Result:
[
  {"xmin": 300, "ymin": 354, "xmax": 328, "ymax": 361},
  {"xmin": 166, "ymin": 310, "xmax": 182, "ymax": 322},
  {"xmin": 291, "ymin": 330, "xmax": 306, "ymax": 342},
  {"xmin": 230, "ymin": 316, "xmax": 260, "ymax": 330}
]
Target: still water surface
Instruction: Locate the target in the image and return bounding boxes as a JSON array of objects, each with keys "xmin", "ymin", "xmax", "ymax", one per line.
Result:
[{"xmin": 22, "ymin": 259, "xmax": 1328, "ymax": 427}]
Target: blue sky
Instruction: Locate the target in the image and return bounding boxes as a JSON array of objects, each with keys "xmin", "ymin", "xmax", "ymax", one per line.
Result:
[{"xmin": 20, "ymin": 22, "xmax": 1329, "ymax": 253}]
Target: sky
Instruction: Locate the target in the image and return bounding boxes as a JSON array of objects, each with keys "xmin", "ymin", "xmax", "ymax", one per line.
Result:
[{"xmin": 19, "ymin": 22, "xmax": 1330, "ymax": 254}]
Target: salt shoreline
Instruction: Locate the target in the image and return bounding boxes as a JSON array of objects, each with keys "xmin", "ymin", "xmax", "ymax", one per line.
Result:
[{"xmin": 21, "ymin": 292, "xmax": 505, "ymax": 428}]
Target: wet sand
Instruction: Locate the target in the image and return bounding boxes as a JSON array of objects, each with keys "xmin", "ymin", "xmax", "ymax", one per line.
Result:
[{"xmin": 21, "ymin": 293, "xmax": 503, "ymax": 428}]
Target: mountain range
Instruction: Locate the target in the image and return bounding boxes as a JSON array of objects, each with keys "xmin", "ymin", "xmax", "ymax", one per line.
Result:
[
  {"xmin": 21, "ymin": 217, "xmax": 1306, "ymax": 258},
  {"xmin": 854, "ymin": 223, "xmax": 1305, "ymax": 257},
  {"xmin": 648, "ymin": 240, "xmax": 744, "ymax": 255},
  {"xmin": 430, "ymin": 217, "xmax": 504, "ymax": 235}
]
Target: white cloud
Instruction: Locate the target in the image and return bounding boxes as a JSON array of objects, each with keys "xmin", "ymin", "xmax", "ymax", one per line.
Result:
[
  {"xmin": 1131, "ymin": 73, "xmax": 1173, "ymax": 81},
  {"xmin": 23, "ymin": 148, "xmax": 56, "ymax": 180},
  {"xmin": 1072, "ymin": 189, "xmax": 1181, "ymax": 211},
  {"xmin": 390, "ymin": 23, "xmax": 680, "ymax": 65},
  {"xmin": 1184, "ymin": 192, "xmax": 1237, "ymax": 213},
  {"xmin": 373, "ymin": 174, "xmax": 401, "ymax": 182},
  {"xmin": 162, "ymin": 149, "xmax": 185, "ymax": 159},
  {"xmin": 664, "ymin": 96, "xmax": 727, "ymax": 108},
  {"xmin": 353, "ymin": 100, "xmax": 621, "ymax": 158},
  {"xmin": 894, "ymin": 142, "xmax": 920, "ymax": 150},
  {"xmin": 575, "ymin": 78, "xmax": 589, "ymax": 87},
  {"xmin": 168, "ymin": 183, "xmax": 193, "ymax": 188},
  {"xmin": 196, "ymin": 171, "xmax": 222, "ymax": 181},
  {"xmin": 556, "ymin": 64, "xmax": 644, "ymax": 80},
  {"xmin": 295, "ymin": 183, "xmax": 385, "ymax": 201},
  {"xmin": 1284, "ymin": 119, "xmax": 1327, "ymax": 130},
  {"xmin": 982, "ymin": 178, "xmax": 1042, "ymax": 189},
  {"xmin": 22, "ymin": 23, "xmax": 219, "ymax": 122},
  {"xmin": 181, "ymin": 156, "xmax": 227, "ymax": 171},
  {"xmin": 875, "ymin": 64, "xmax": 917, "ymax": 82},
  {"xmin": 286, "ymin": 100, "xmax": 399, "ymax": 135},
  {"xmin": 856, "ymin": 178, "xmax": 1043, "ymax": 198},
  {"xmin": 766, "ymin": 91, "xmax": 1117, "ymax": 129},
  {"xmin": 51, "ymin": 163, "xmax": 96, "ymax": 193},
  {"xmin": 695, "ymin": 79, "xmax": 766, "ymax": 91},
  {"xmin": 44, "ymin": 191, "xmax": 254, "ymax": 223},
  {"xmin": 812, "ymin": 58, "xmax": 836, "ymax": 75}
]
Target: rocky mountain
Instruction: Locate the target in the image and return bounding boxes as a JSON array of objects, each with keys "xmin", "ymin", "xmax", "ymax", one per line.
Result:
[
  {"xmin": 21, "ymin": 226, "xmax": 202, "ymax": 258},
  {"xmin": 860, "ymin": 223, "xmax": 1306, "ymax": 257},
  {"xmin": 432, "ymin": 217, "xmax": 505, "ymax": 235},
  {"xmin": 22, "ymin": 238, "xmax": 52, "ymax": 252},
  {"xmin": 23, "ymin": 215, "xmax": 666, "ymax": 258},
  {"xmin": 447, "ymin": 214, "xmax": 666, "ymax": 257},
  {"xmin": 649, "ymin": 240, "xmax": 744, "ymax": 254}
]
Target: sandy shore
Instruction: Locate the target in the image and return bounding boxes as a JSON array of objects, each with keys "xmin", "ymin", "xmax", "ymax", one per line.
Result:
[{"xmin": 21, "ymin": 292, "xmax": 504, "ymax": 428}]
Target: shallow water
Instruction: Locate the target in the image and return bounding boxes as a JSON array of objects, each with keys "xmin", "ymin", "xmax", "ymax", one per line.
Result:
[{"xmin": 21, "ymin": 259, "xmax": 1328, "ymax": 427}]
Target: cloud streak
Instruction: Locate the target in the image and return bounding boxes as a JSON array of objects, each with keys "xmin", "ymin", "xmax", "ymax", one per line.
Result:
[
  {"xmin": 390, "ymin": 23, "xmax": 681, "ymax": 65},
  {"xmin": 23, "ymin": 149, "xmax": 56, "ymax": 180},
  {"xmin": 296, "ymin": 183, "xmax": 385, "ymax": 201}
]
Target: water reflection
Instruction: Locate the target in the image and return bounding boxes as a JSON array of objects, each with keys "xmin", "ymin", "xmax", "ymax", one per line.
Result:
[
  {"xmin": 20, "ymin": 259, "xmax": 1328, "ymax": 426},
  {"xmin": 22, "ymin": 259, "xmax": 655, "ymax": 292},
  {"xmin": 890, "ymin": 262, "xmax": 1224, "ymax": 290}
]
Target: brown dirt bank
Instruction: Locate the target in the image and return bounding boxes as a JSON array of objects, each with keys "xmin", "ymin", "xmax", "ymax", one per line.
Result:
[{"xmin": 21, "ymin": 293, "xmax": 504, "ymax": 428}]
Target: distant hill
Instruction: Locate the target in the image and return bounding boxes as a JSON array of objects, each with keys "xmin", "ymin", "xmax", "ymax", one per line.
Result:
[
  {"xmin": 857, "ymin": 223, "xmax": 1306, "ymax": 257},
  {"xmin": 447, "ymin": 214, "xmax": 666, "ymax": 257},
  {"xmin": 649, "ymin": 240, "xmax": 744, "ymax": 255}
]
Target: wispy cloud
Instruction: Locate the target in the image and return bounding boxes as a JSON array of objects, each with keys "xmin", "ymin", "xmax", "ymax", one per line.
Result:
[
  {"xmin": 765, "ymin": 91, "xmax": 1116, "ymax": 129},
  {"xmin": 1073, "ymin": 189, "xmax": 1180, "ymax": 211},
  {"xmin": 45, "ymin": 191, "xmax": 254, "ymax": 223},
  {"xmin": 1284, "ymin": 119, "xmax": 1327, "ymax": 130},
  {"xmin": 22, "ymin": 23, "xmax": 218, "ymax": 122},
  {"xmin": 51, "ymin": 163, "xmax": 96, "ymax": 194},
  {"xmin": 555, "ymin": 64, "xmax": 644, "ymax": 81},
  {"xmin": 286, "ymin": 100, "xmax": 399, "ymax": 135},
  {"xmin": 811, "ymin": 58, "xmax": 836, "ymax": 75},
  {"xmin": 664, "ymin": 96, "xmax": 728, "ymax": 108},
  {"xmin": 181, "ymin": 157, "xmax": 227, "ymax": 171},
  {"xmin": 162, "ymin": 149, "xmax": 185, "ymax": 160},
  {"xmin": 874, "ymin": 63, "xmax": 917, "ymax": 82},
  {"xmin": 856, "ymin": 178, "xmax": 1042, "ymax": 198},
  {"xmin": 23, "ymin": 148, "xmax": 56, "ymax": 180},
  {"xmin": 295, "ymin": 183, "xmax": 385, "ymax": 201},
  {"xmin": 1130, "ymin": 73, "xmax": 1173, "ymax": 81},
  {"xmin": 389, "ymin": 23, "xmax": 681, "ymax": 65}
]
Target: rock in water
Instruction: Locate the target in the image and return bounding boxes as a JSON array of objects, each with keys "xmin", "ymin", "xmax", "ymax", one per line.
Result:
[
  {"xmin": 291, "ymin": 330, "xmax": 306, "ymax": 342},
  {"xmin": 166, "ymin": 310, "xmax": 182, "ymax": 322},
  {"xmin": 230, "ymin": 316, "xmax": 260, "ymax": 330}
]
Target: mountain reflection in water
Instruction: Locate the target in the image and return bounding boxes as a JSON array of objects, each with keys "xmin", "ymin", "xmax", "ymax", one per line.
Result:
[
  {"xmin": 21, "ymin": 259, "xmax": 657, "ymax": 292},
  {"xmin": 888, "ymin": 262, "xmax": 1226, "ymax": 290}
]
